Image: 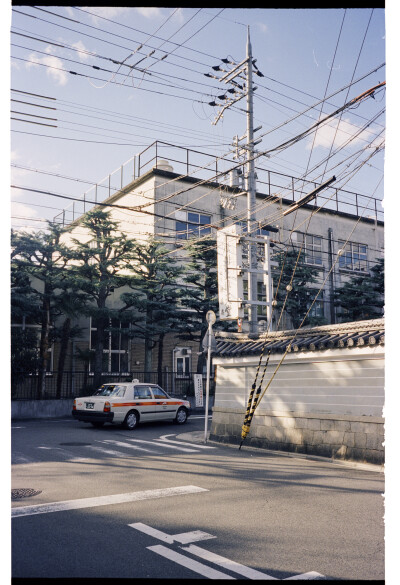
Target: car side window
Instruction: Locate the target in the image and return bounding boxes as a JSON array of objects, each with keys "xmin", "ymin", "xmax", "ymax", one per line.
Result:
[
  {"xmin": 134, "ymin": 386, "xmax": 152, "ymax": 399},
  {"xmin": 152, "ymin": 387, "xmax": 169, "ymax": 399}
]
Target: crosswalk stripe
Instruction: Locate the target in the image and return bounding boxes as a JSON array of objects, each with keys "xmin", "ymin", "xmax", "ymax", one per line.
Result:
[
  {"xmin": 125, "ymin": 438, "xmax": 198, "ymax": 453},
  {"xmin": 157, "ymin": 435, "xmax": 216, "ymax": 449},
  {"xmin": 86, "ymin": 445, "xmax": 129, "ymax": 458},
  {"xmin": 100, "ymin": 439, "xmax": 159, "ymax": 453}
]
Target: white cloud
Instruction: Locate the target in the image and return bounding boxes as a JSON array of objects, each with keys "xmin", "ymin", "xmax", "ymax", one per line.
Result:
[
  {"xmin": 72, "ymin": 40, "xmax": 91, "ymax": 62},
  {"xmin": 25, "ymin": 51, "xmax": 68, "ymax": 86},
  {"xmin": 307, "ymin": 117, "xmax": 384, "ymax": 152},
  {"xmin": 134, "ymin": 7, "xmax": 163, "ymax": 19},
  {"xmin": 84, "ymin": 6, "xmax": 132, "ymax": 23},
  {"xmin": 256, "ymin": 22, "xmax": 268, "ymax": 34}
]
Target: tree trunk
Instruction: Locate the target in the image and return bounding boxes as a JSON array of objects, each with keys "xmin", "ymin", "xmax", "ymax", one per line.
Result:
[
  {"xmin": 157, "ymin": 333, "xmax": 165, "ymax": 386},
  {"xmin": 93, "ymin": 319, "xmax": 106, "ymax": 390},
  {"xmin": 196, "ymin": 326, "xmax": 208, "ymax": 374},
  {"xmin": 37, "ymin": 295, "xmax": 51, "ymax": 399},
  {"xmin": 56, "ymin": 317, "xmax": 71, "ymax": 398}
]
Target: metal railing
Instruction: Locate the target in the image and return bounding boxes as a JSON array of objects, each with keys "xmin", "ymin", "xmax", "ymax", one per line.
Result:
[
  {"xmin": 11, "ymin": 371, "xmax": 214, "ymax": 401},
  {"xmin": 53, "ymin": 140, "xmax": 384, "ymax": 227}
]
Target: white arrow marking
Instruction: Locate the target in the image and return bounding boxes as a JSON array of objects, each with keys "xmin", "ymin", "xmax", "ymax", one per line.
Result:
[
  {"xmin": 129, "ymin": 522, "xmax": 216, "ymax": 544},
  {"xmin": 130, "ymin": 523, "xmax": 325, "ymax": 580}
]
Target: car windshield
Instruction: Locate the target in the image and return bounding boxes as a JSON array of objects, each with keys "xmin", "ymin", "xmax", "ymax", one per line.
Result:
[{"xmin": 93, "ymin": 385, "xmax": 126, "ymax": 397}]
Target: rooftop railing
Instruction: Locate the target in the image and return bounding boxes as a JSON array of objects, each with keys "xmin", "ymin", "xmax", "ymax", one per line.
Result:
[{"xmin": 53, "ymin": 140, "xmax": 384, "ymax": 226}]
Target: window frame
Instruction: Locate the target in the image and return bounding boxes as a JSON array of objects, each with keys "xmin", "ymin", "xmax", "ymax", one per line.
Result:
[
  {"xmin": 175, "ymin": 211, "xmax": 212, "ymax": 240},
  {"xmin": 338, "ymin": 240, "xmax": 368, "ymax": 272},
  {"xmin": 89, "ymin": 317, "xmax": 131, "ymax": 374}
]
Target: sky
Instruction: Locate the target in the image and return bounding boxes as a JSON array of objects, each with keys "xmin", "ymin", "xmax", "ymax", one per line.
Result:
[{"xmin": 7, "ymin": 5, "xmax": 387, "ymax": 232}]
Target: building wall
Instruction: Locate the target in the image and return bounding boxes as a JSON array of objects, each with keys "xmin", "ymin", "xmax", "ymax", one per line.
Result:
[{"xmin": 210, "ymin": 346, "xmax": 384, "ymax": 464}]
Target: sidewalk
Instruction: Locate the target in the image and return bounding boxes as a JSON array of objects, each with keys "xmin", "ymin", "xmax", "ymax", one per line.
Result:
[{"xmin": 176, "ymin": 430, "xmax": 384, "ymax": 473}]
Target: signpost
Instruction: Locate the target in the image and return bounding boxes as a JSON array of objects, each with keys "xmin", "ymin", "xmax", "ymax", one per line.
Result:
[
  {"xmin": 193, "ymin": 374, "xmax": 204, "ymax": 408},
  {"xmin": 204, "ymin": 310, "xmax": 216, "ymax": 443}
]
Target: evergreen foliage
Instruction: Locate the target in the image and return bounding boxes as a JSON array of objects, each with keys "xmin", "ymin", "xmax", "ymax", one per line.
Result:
[
  {"xmin": 272, "ymin": 247, "xmax": 326, "ymax": 330},
  {"xmin": 334, "ymin": 258, "xmax": 384, "ymax": 322}
]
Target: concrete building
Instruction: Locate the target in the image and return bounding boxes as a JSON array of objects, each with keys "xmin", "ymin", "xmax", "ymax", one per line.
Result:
[{"xmin": 13, "ymin": 141, "xmax": 384, "ymax": 395}]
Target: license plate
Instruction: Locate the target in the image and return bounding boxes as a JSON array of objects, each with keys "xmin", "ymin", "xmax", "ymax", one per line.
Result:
[{"xmin": 86, "ymin": 402, "xmax": 94, "ymax": 409}]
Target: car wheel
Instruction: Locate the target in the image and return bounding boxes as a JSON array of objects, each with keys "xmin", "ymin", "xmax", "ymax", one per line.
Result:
[
  {"xmin": 124, "ymin": 410, "xmax": 139, "ymax": 430},
  {"xmin": 91, "ymin": 422, "xmax": 104, "ymax": 428},
  {"xmin": 174, "ymin": 407, "xmax": 188, "ymax": 425}
]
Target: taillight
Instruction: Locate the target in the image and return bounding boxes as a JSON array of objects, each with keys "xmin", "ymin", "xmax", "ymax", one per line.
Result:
[
  {"xmin": 73, "ymin": 399, "xmax": 76, "ymax": 411},
  {"xmin": 103, "ymin": 401, "xmax": 111, "ymax": 413}
]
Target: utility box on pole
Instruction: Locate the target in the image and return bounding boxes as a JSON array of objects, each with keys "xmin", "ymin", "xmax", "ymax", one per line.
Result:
[
  {"xmin": 217, "ymin": 224, "xmax": 274, "ymax": 328},
  {"xmin": 217, "ymin": 224, "xmax": 244, "ymax": 321}
]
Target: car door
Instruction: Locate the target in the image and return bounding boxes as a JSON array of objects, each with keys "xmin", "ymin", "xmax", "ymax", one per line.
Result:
[
  {"xmin": 133, "ymin": 385, "xmax": 157, "ymax": 421},
  {"xmin": 151, "ymin": 385, "xmax": 177, "ymax": 421}
]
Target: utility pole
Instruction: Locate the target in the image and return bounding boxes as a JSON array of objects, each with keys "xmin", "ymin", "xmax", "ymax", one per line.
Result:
[
  {"xmin": 207, "ymin": 26, "xmax": 263, "ymax": 334},
  {"xmin": 245, "ymin": 26, "xmax": 258, "ymax": 334}
]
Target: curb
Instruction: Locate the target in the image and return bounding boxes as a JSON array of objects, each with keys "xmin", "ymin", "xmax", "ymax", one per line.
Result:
[{"xmin": 176, "ymin": 431, "xmax": 383, "ymax": 473}]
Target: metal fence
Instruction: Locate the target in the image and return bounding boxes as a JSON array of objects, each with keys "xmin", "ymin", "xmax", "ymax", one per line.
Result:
[
  {"xmin": 11, "ymin": 371, "xmax": 214, "ymax": 401},
  {"xmin": 53, "ymin": 140, "xmax": 384, "ymax": 226}
]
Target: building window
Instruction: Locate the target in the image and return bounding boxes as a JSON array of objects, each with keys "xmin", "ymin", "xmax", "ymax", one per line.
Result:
[
  {"xmin": 173, "ymin": 347, "xmax": 191, "ymax": 376},
  {"xmin": 176, "ymin": 212, "xmax": 212, "ymax": 240},
  {"xmin": 338, "ymin": 240, "xmax": 368, "ymax": 271},
  {"xmin": 90, "ymin": 317, "xmax": 130, "ymax": 374},
  {"xmin": 294, "ymin": 232, "xmax": 323, "ymax": 266},
  {"xmin": 309, "ymin": 290, "xmax": 324, "ymax": 318}
]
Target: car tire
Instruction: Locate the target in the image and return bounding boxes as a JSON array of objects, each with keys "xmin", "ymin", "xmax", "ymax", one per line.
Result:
[
  {"xmin": 124, "ymin": 410, "xmax": 139, "ymax": 430},
  {"xmin": 174, "ymin": 407, "xmax": 188, "ymax": 425},
  {"xmin": 91, "ymin": 422, "xmax": 104, "ymax": 428}
]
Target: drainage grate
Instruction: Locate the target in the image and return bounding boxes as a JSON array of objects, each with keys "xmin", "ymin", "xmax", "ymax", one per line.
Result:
[
  {"xmin": 12, "ymin": 488, "xmax": 42, "ymax": 500},
  {"xmin": 59, "ymin": 442, "xmax": 91, "ymax": 447}
]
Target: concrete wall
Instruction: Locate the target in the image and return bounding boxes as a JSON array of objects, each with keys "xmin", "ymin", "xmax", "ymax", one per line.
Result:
[
  {"xmin": 12, "ymin": 399, "xmax": 74, "ymax": 420},
  {"xmin": 210, "ymin": 346, "xmax": 384, "ymax": 464},
  {"xmin": 210, "ymin": 408, "xmax": 384, "ymax": 465}
]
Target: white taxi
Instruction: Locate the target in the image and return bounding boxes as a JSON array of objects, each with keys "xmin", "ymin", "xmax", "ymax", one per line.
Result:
[{"xmin": 72, "ymin": 380, "xmax": 191, "ymax": 430}]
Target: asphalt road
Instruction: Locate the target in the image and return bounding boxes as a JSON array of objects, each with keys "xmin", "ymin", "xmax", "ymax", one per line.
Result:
[{"xmin": 11, "ymin": 414, "xmax": 384, "ymax": 581}]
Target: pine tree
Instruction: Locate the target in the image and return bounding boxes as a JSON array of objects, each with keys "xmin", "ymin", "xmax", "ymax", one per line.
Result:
[
  {"xmin": 68, "ymin": 209, "xmax": 137, "ymax": 389},
  {"xmin": 272, "ymin": 248, "xmax": 326, "ymax": 330},
  {"xmin": 119, "ymin": 239, "xmax": 184, "ymax": 383},
  {"xmin": 11, "ymin": 223, "xmax": 72, "ymax": 397},
  {"xmin": 334, "ymin": 258, "xmax": 384, "ymax": 323}
]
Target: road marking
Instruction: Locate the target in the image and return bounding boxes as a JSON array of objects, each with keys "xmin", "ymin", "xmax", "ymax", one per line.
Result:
[
  {"xmin": 126, "ymin": 438, "xmax": 198, "ymax": 453},
  {"xmin": 86, "ymin": 445, "xmax": 129, "ymax": 458},
  {"xmin": 181, "ymin": 544, "xmax": 277, "ymax": 580},
  {"xmin": 12, "ymin": 485, "xmax": 208, "ymax": 518},
  {"xmin": 130, "ymin": 523, "xmax": 325, "ymax": 581},
  {"xmin": 158, "ymin": 434, "xmax": 216, "ymax": 449},
  {"xmin": 148, "ymin": 545, "xmax": 235, "ymax": 580},
  {"xmin": 100, "ymin": 439, "xmax": 158, "ymax": 453},
  {"xmin": 129, "ymin": 522, "xmax": 216, "ymax": 545},
  {"xmin": 283, "ymin": 572, "xmax": 325, "ymax": 580}
]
